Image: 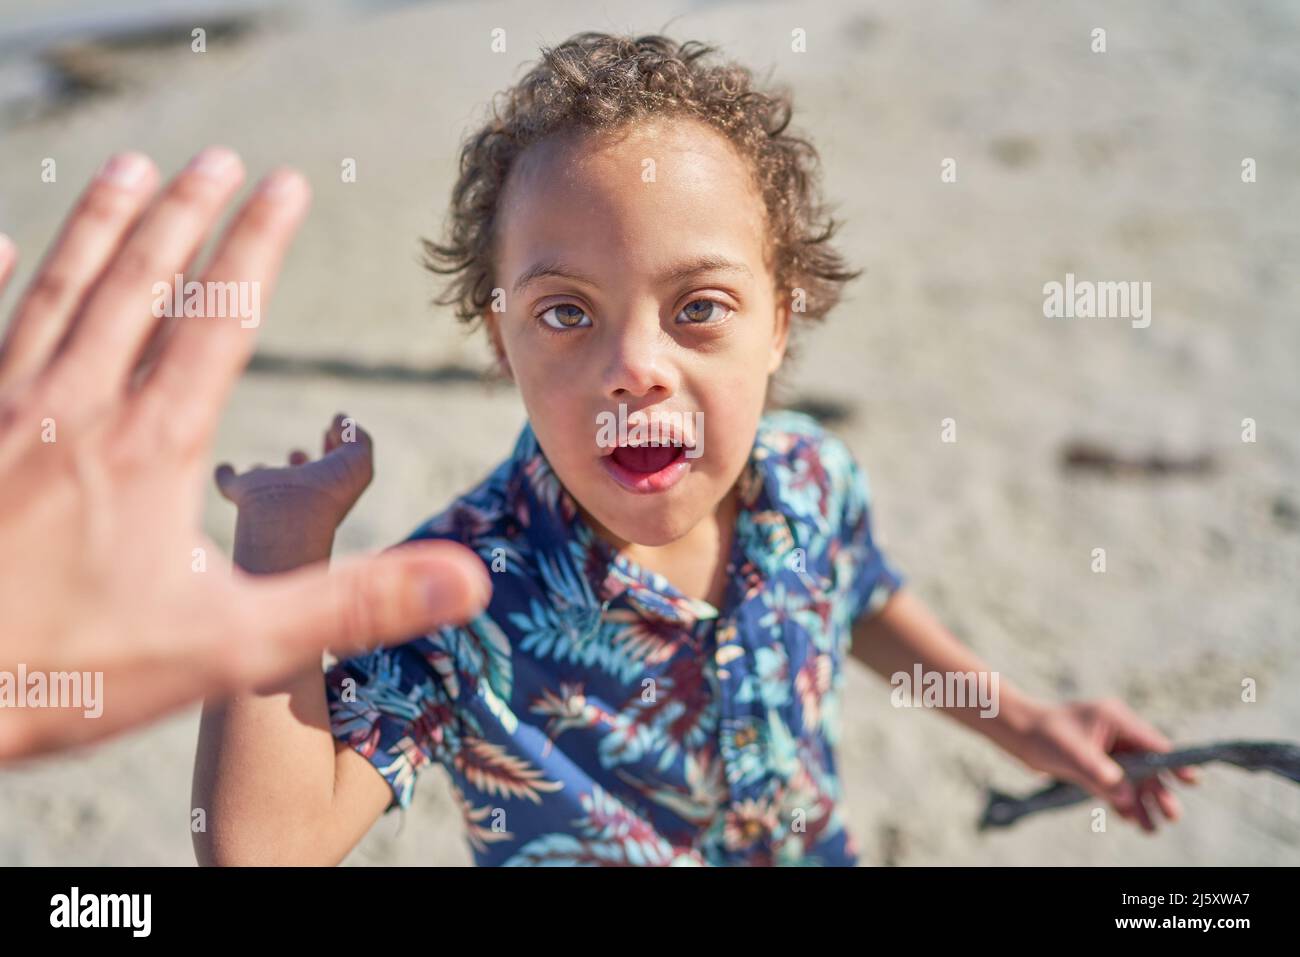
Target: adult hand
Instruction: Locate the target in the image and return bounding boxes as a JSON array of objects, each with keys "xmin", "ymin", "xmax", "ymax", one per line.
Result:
[{"xmin": 0, "ymin": 149, "xmax": 490, "ymax": 761}]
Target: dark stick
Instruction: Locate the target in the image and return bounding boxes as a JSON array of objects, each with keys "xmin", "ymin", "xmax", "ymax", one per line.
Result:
[{"xmin": 977, "ymin": 740, "xmax": 1300, "ymax": 831}]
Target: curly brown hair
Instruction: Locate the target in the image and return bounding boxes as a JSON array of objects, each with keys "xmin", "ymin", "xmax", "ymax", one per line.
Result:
[{"xmin": 421, "ymin": 31, "xmax": 859, "ymax": 375}]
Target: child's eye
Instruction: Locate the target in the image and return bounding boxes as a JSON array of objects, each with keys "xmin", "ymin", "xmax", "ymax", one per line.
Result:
[
  {"xmin": 676, "ymin": 298, "xmax": 732, "ymax": 325},
  {"xmin": 538, "ymin": 303, "xmax": 591, "ymax": 330}
]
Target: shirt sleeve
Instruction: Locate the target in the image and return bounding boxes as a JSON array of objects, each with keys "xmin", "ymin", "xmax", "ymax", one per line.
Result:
[
  {"xmin": 834, "ymin": 440, "xmax": 905, "ymax": 624},
  {"xmin": 324, "ymin": 630, "xmax": 464, "ymax": 813}
]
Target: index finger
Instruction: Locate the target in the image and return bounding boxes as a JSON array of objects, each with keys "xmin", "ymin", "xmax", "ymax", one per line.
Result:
[
  {"xmin": 0, "ymin": 155, "xmax": 160, "ymax": 393},
  {"xmin": 1108, "ymin": 706, "xmax": 1199, "ymax": 784}
]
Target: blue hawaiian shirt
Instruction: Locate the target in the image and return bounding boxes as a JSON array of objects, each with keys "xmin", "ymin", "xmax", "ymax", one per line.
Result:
[{"xmin": 324, "ymin": 409, "xmax": 904, "ymax": 866}]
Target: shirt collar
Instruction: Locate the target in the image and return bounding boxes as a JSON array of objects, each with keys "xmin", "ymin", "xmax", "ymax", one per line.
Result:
[{"xmin": 502, "ymin": 415, "xmax": 806, "ymax": 627}]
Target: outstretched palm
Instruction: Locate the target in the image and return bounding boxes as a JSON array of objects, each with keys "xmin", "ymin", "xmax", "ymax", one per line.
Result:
[{"xmin": 0, "ymin": 149, "xmax": 489, "ymax": 761}]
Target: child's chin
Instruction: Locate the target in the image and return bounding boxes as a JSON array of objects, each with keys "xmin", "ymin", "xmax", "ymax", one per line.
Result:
[{"xmin": 592, "ymin": 498, "xmax": 702, "ymax": 548}]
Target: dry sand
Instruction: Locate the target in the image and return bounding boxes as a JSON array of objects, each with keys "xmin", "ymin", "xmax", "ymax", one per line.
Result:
[{"xmin": 0, "ymin": 0, "xmax": 1297, "ymax": 865}]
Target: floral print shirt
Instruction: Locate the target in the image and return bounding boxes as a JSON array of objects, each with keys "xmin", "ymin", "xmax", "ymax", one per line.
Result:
[{"xmin": 325, "ymin": 409, "xmax": 904, "ymax": 866}]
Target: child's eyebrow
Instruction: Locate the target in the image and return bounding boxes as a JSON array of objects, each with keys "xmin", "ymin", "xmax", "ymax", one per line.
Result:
[
  {"xmin": 660, "ymin": 255, "xmax": 753, "ymax": 285},
  {"xmin": 512, "ymin": 259, "xmax": 596, "ymax": 295},
  {"xmin": 512, "ymin": 254, "xmax": 752, "ymax": 295}
]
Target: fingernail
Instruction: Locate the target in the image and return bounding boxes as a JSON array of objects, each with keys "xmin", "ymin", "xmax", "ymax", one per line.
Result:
[
  {"xmin": 258, "ymin": 168, "xmax": 305, "ymax": 199},
  {"xmin": 424, "ymin": 575, "xmax": 484, "ymax": 618},
  {"xmin": 186, "ymin": 146, "xmax": 239, "ymax": 180},
  {"xmin": 0, "ymin": 233, "xmax": 12, "ymax": 256},
  {"xmin": 98, "ymin": 152, "xmax": 151, "ymax": 189}
]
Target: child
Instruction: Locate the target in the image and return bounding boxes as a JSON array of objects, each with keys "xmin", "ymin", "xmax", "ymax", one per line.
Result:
[{"xmin": 192, "ymin": 32, "xmax": 1196, "ymax": 866}]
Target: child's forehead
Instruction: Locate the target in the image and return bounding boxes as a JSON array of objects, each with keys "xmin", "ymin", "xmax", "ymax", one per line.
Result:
[
  {"xmin": 505, "ymin": 117, "xmax": 760, "ymax": 205},
  {"xmin": 497, "ymin": 119, "xmax": 770, "ymax": 265}
]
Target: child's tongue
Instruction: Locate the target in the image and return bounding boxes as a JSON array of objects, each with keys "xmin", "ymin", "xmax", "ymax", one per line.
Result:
[{"xmin": 611, "ymin": 444, "xmax": 679, "ymax": 473}]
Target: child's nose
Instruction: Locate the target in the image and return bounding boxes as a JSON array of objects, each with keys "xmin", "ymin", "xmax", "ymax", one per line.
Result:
[{"xmin": 602, "ymin": 316, "xmax": 678, "ymax": 400}]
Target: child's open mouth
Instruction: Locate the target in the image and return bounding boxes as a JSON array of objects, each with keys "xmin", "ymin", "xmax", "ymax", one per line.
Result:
[{"xmin": 601, "ymin": 443, "xmax": 691, "ymax": 494}]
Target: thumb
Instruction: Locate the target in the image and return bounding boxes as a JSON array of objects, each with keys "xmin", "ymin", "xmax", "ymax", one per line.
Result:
[
  {"xmin": 241, "ymin": 540, "xmax": 492, "ymax": 670},
  {"xmin": 1072, "ymin": 746, "xmax": 1139, "ymax": 819}
]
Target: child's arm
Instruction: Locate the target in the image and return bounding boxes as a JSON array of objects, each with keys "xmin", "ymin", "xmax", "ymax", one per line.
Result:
[
  {"xmin": 192, "ymin": 531, "xmax": 390, "ymax": 866},
  {"xmin": 849, "ymin": 590, "xmax": 1199, "ymax": 832},
  {"xmin": 191, "ymin": 415, "xmax": 486, "ymax": 865},
  {"xmin": 193, "ymin": 657, "xmax": 391, "ymax": 866},
  {"xmin": 849, "ymin": 590, "xmax": 1045, "ymax": 756}
]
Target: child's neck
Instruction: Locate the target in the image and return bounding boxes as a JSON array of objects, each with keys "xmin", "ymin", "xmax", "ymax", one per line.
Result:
[{"xmin": 583, "ymin": 486, "xmax": 739, "ymax": 609}]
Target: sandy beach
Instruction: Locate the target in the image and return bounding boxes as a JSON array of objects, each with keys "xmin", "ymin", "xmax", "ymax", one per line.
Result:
[{"xmin": 0, "ymin": 0, "xmax": 1297, "ymax": 865}]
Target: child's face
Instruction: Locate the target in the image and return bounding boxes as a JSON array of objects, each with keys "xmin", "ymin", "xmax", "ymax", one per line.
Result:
[{"xmin": 487, "ymin": 117, "xmax": 789, "ymax": 548}]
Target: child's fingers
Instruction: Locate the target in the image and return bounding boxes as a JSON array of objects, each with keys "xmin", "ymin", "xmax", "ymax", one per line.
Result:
[
  {"xmin": 324, "ymin": 416, "xmax": 342, "ymax": 454},
  {"xmin": 1098, "ymin": 699, "xmax": 1199, "ymax": 787},
  {"xmin": 1058, "ymin": 734, "xmax": 1144, "ymax": 820},
  {"xmin": 1106, "ymin": 777, "xmax": 1143, "ymax": 823},
  {"xmin": 214, "ymin": 463, "xmax": 240, "ymax": 502},
  {"xmin": 1105, "ymin": 704, "xmax": 1174, "ymax": 755},
  {"xmin": 1129, "ymin": 790, "xmax": 1157, "ymax": 833},
  {"xmin": 1144, "ymin": 775, "xmax": 1182, "ymax": 822},
  {"xmin": 325, "ymin": 412, "xmax": 372, "ymax": 453}
]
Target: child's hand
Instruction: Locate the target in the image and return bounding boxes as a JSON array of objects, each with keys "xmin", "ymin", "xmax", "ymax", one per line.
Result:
[
  {"xmin": 215, "ymin": 413, "xmax": 375, "ymax": 569},
  {"xmin": 216, "ymin": 413, "xmax": 373, "ymax": 522},
  {"xmin": 1010, "ymin": 698, "xmax": 1201, "ymax": 833}
]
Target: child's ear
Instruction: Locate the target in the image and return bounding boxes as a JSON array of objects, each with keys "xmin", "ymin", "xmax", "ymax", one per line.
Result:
[
  {"xmin": 483, "ymin": 312, "xmax": 513, "ymax": 380},
  {"xmin": 767, "ymin": 294, "xmax": 792, "ymax": 375}
]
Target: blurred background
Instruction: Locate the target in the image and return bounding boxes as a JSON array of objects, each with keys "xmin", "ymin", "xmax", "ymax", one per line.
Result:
[{"xmin": 0, "ymin": 0, "xmax": 1297, "ymax": 865}]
